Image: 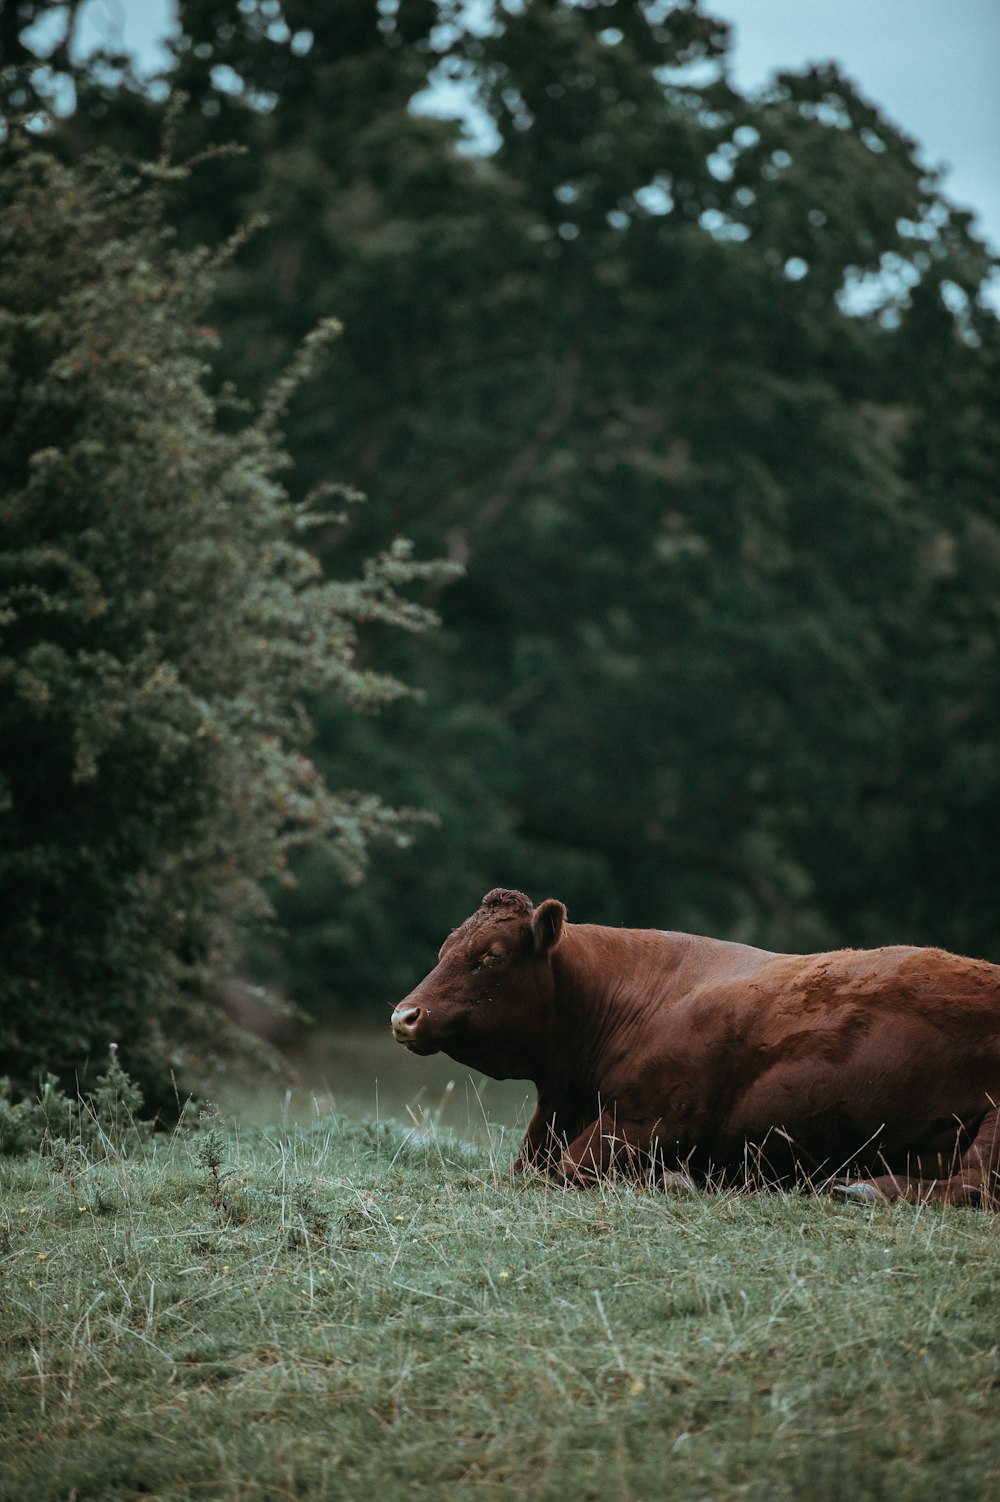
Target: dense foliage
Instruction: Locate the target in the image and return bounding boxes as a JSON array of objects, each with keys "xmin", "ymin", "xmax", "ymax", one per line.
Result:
[
  {"xmin": 4, "ymin": 0, "xmax": 1000, "ymax": 1023},
  {"xmin": 0, "ymin": 135, "xmax": 448, "ymax": 1098}
]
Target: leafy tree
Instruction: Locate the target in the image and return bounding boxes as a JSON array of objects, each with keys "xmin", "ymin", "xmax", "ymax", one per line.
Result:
[
  {"xmin": 6, "ymin": 0, "xmax": 999, "ymax": 1021},
  {"xmin": 0, "ymin": 132, "xmax": 449, "ymax": 1100}
]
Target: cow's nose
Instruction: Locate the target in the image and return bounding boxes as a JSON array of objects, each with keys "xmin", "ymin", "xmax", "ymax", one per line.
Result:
[{"xmin": 391, "ymin": 1004, "xmax": 423, "ymax": 1040}]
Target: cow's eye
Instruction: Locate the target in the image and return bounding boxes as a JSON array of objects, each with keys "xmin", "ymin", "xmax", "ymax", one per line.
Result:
[{"xmin": 473, "ymin": 948, "xmax": 504, "ymax": 971}]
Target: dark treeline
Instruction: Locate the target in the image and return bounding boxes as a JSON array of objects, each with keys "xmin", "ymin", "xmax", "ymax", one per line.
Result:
[{"xmin": 3, "ymin": 0, "xmax": 999, "ymax": 1074}]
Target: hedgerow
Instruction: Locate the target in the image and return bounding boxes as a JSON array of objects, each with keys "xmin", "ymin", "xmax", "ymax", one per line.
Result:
[{"xmin": 0, "ymin": 134, "xmax": 451, "ymax": 1107}]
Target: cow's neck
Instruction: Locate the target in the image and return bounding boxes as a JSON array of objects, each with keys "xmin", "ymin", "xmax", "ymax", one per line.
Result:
[{"xmin": 541, "ymin": 923, "xmax": 692, "ymax": 1092}]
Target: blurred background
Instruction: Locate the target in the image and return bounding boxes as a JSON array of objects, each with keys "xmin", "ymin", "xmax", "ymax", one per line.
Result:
[{"xmin": 2, "ymin": 0, "xmax": 998, "ymax": 1127}]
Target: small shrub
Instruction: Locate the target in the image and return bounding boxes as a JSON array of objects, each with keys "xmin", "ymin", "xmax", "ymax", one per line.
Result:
[
  {"xmin": 0, "ymin": 1047, "xmax": 152, "ymax": 1156},
  {"xmin": 196, "ymin": 1127, "xmax": 229, "ymax": 1209}
]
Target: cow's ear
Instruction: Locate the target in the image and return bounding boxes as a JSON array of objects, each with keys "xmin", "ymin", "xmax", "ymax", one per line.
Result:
[{"xmin": 532, "ymin": 898, "xmax": 566, "ymax": 955}]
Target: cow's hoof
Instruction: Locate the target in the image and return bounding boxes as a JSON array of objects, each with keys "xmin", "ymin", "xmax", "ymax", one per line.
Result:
[
  {"xmin": 512, "ymin": 1159, "xmax": 547, "ymax": 1179},
  {"xmin": 833, "ymin": 1180, "xmax": 884, "ymax": 1204},
  {"xmin": 555, "ymin": 1156, "xmax": 596, "ymax": 1189},
  {"xmin": 660, "ymin": 1169, "xmax": 697, "ymax": 1194}
]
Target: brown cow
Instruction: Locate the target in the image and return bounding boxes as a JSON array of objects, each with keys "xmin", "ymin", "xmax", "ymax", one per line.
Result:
[{"xmin": 390, "ymin": 888, "xmax": 1000, "ymax": 1205}]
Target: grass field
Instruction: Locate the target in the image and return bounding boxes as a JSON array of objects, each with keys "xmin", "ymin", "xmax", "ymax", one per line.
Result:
[{"xmin": 3, "ymin": 1099, "xmax": 1000, "ymax": 1502}]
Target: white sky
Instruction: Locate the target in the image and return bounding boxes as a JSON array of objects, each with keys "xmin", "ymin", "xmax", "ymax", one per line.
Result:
[{"xmin": 80, "ymin": 0, "xmax": 1000, "ymax": 257}]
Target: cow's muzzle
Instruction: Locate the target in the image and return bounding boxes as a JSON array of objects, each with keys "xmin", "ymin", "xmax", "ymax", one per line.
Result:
[{"xmin": 391, "ymin": 1003, "xmax": 426, "ymax": 1048}]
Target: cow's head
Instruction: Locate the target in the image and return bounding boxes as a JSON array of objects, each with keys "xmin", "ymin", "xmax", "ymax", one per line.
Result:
[{"xmin": 390, "ymin": 888, "xmax": 566, "ymax": 1079}]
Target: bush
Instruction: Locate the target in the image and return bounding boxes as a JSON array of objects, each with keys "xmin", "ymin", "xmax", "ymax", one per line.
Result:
[
  {"xmin": 0, "ymin": 135, "xmax": 450, "ymax": 1106},
  {"xmin": 0, "ymin": 1045, "xmax": 153, "ymax": 1156}
]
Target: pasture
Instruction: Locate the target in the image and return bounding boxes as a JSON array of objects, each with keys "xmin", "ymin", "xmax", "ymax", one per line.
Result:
[{"xmin": 2, "ymin": 1103, "xmax": 999, "ymax": 1502}]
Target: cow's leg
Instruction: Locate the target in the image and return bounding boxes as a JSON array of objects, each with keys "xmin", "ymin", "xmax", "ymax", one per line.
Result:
[
  {"xmin": 514, "ymin": 1099, "xmax": 561, "ymax": 1174},
  {"xmin": 961, "ymin": 1104, "xmax": 1000, "ymax": 1205},
  {"xmin": 556, "ymin": 1111, "xmax": 662, "ymax": 1187},
  {"xmin": 841, "ymin": 1105, "xmax": 1000, "ymax": 1207}
]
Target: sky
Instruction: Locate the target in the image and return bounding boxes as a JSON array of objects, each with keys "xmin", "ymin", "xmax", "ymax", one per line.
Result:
[
  {"xmin": 77, "ymin": 0, "xmax": 1000, "ymax": 258},
  {"xmin": 713, "ymin": 0, "xmax": 1000, "ymax": 259}
]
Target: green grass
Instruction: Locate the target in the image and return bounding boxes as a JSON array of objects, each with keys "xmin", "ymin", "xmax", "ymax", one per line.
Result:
[{"xmin": 2, "ymin": 1114, "xmax": 999, "ymax": 1502}]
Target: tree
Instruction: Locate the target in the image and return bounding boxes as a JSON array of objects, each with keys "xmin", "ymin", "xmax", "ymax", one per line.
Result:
[
  {"xmin": 7, "ymin": 0, "xmax": 999, "ymax": 1014},
  {"xmin": 0, "ymin": 132, "xmax": 449, "ymax": 1100}
]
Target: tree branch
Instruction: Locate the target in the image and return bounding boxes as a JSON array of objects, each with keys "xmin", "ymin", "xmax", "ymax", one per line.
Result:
[{"xmin": 478, "ymin": 344, "xmax": 582, "ymax": 532}]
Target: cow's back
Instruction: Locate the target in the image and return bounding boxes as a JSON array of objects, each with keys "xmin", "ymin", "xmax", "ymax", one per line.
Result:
[
  {"xmin": 686, "ymin": 944, "xmax": 1000, "ymax": 1174},
  {"xmin": 736, "ymin": 944, "xmax": 1000, "ymax": 1037}
]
